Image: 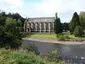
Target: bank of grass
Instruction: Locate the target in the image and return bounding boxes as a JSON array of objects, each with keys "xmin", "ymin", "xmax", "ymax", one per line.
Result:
[
  {"xmin": 68, "ymin": 34, "xmax": 85, "ymax": 41},
  {"xmin": 0, "ymin": 49, "xmax": 65, "ymax": 64},
  {"xmin": 24, "ymin": 33, "xmax": 57, "ymax": 40},
  {"xmin": 23, "ymin": 33, "xmax": 85, "ymax": 41},
  {"xmin": 57, "ymin": 33, "xmax": 85, "ymax": 41}
]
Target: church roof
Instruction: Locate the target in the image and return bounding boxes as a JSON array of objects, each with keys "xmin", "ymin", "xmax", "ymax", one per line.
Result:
[{"xmin": 27, "ymin": 17, "xmax": 55, "ymax": 22}]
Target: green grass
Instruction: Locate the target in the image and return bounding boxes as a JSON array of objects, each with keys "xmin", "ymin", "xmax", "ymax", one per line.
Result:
[
  {"xmin": 68, "ymin": 34, "xmax": 85, "ymax": 41},
  {"xmin": 25, "ymin": 33, "xmax": 57, "ymax": 40},
  {"xmin": 23, "ymin": 33, "xmax": 85, "ymax": 41}
]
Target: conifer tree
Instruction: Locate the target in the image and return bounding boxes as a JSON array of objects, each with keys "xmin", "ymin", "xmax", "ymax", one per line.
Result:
[
  {"xmin": 54, "ymin": 13, "xmax": 63, "ymax": 34},
  {"xmin": 70, "ymin": 12, "xmax": 80, "ymax": 33}
]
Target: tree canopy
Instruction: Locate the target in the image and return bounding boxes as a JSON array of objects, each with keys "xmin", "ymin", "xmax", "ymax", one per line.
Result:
[
  {"xmin": 79, "ymin": 11, "xmax": 85, "ymax": 29},
  {"xmin": 70, "ymin": 12, "xmax": 80, "ymax": 33},
  {"xmin": 0, "ymin": 11, "xmax": 24, "ymax": 49},
  {"xmin": 54, "ymin": 13, "xmax": 63, "ymax": 34}
]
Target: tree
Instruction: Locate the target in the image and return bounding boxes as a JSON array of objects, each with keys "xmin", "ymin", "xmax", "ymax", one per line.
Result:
[
  {"xmin": 70, "ymin": 12, "xmax": 80, "ymax": 33},
  {"xmin": 0, "ymin": 12, "xmax": 6, "ymax": 26},
  {"xmin": 0, "ymin": 17, "xmax": 23, "ymax": 49},
  {"xmin": 4, "ymin": 18, "xmax": 22, "ymax": 49},
  {"xmin": 79, "ymin": 11, "xmax": 85, "ymax": 29},
  {"xmin": 73, "ymin": 26, "xmax": 83, "ymax": 37},
  {"xmin": 62, "ymin": 22, "xmax": 69, "ymax": 32},
  {"xmin": 0, "ymin": 26, "xmax": 6, "ymax": 47},
  {"xmin": 54, "ymin": 13, "xmax": 63, "ymax": 34},
  {"xmin": 0, "ymin": 11, "xmax": 24, "ymax": 49}
]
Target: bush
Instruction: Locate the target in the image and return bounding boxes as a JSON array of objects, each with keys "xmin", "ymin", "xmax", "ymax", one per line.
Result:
[
  {"xmin": 73, "ymin": 26, "xmax": 84, "ymax": 37},
  {"xmin": 57, "ymin": 34, "xmax": 70, "ymax": 41},
  {"xmin": 64, "ymin": 35, "xmax": 70, "ymax": 39},
  {"xmin": 0, "ymin": 49, "xmax": 65, "ymax": 64},
  {"xmin": 58, "ymin": 35, "xmax": 65, "ymax": 41},
  {"xmin": 43, "ymin": 50, "xmax": 61, "ymax": 62},
  {"xmin": 26, "ymin": 44, "xmax": 39, "ymax": 55},
  {"xmin": 56, "ymin": 34, "xmax": 62, "ymax": 38}
]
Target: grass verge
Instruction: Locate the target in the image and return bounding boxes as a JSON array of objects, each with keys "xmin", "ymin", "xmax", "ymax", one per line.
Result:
[{"xmin": 23, "ymin": 33, "xmax": 85, "ymax": 42}]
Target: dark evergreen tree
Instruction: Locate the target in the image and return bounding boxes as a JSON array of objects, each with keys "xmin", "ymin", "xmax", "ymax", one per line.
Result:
[
  {"xmin": 62, "ymin": 22, "xmax": 69, "ymax": 32},
  {"xmin": 70, "ymin": 12, "xmax": 80, "ymax": 33},
  {"xmin": 54, "ymin": 13, "xmax": 63, "ymax": 34},
  {"xmin": 0, "ymin": 12, "xmax": 6, "ymax": 26}
]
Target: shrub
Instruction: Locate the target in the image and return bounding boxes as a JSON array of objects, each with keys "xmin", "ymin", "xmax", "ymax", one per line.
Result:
[
  {"xmin": 58, "ymin": 35, "xmax": 65, "ymax": 41},
  {"xmin": 0, "ymin": 49, "xmax": 65, "ymax": 64},
  {"xmin": 57, "ymin": 34, "xmax": 70, "ymax": 41},
  {"xmin": 73, "ymin": 26, "xmax": 84, "ymax": 37},
  {"xmin": 22, "ymin": 43, "xmax": 39, "ymax": 55},
  {"xmin": 43, "ymin": 50, "xmax": 61, "ymax": 62},
  {"xmin": 64, "ymin": 35, "xmax": 70, "ymax": 39},
  {"xmin": 26, "ymin": 44, "xmax": 39, "ymax": 55}
]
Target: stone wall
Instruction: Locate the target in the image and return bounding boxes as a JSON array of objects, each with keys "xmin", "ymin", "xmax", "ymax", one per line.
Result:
[{"xmin": 24, "ymin": 17, "xmax": 55, "ymax": 33}]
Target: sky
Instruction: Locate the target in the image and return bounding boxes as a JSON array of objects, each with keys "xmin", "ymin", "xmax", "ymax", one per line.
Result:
[{"xmin": 0, "ymin": 0, "xmax": 85, "ymax": 22}]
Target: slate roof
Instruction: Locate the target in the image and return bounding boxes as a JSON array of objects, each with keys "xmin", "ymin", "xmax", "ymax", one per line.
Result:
[{"xmin": 27, "ymin": 17, "xmax": 55, "ymax": 22}]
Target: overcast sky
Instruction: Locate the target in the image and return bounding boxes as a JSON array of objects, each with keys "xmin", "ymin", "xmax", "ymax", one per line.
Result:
[{"xmin": 0, "ymin": 0, "xmax": 85, "ymax": 22}]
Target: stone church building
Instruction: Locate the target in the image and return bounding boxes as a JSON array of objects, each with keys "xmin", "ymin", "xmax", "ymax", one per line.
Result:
[{"xmin": 24, "ymin": 17, "xmax": 55, "ymax": 33}]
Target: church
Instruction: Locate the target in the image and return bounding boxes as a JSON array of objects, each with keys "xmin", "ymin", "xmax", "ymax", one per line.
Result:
[{"xmin": 24, "ymin": 17, "xmax": 55, "ymax": 33}]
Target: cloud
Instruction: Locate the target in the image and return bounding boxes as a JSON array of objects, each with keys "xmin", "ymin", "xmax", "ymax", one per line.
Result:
[
  {"xmin": 36, "ymin": 0, "xmax": 85, "ymax": 22},
  {"xmin": 0, "ymin": 0, "xmax": 23, "ymax": 15},
  {"xmin": 37, "ymin": 0, "xmax": 85, "ymax": 14},
  {"xmin": 6, "ymin": 0, "xmax": 23, "ymax": 6},
  {"xmin": 0, "ymin": 0, "xmax": 85, "ymax": 22}
]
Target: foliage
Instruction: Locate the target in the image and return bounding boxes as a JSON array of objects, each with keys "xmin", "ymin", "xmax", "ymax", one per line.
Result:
[
  {"xmin": 0, "ymin": 16, "xmax": 23, "ymax": 49},
  {"xmin": 58, "ymin": 35, "xmax": 65, "ymax": 41},
  {"xmin": 0, "ymin": 12, "xmax": 6, "ymax": 26},
  {"xmin": 79, "ymin": 11, "xmax": 85, "ymax": 29},
  {"xmin": 0, "ymin": 11, "xmax": 25, "ymax": 29},
  {"xmin": 56, "ymin": 34, "xmax": 70, "ymax": 41},
  {"xmin": 0, "ymin": 49, "xmax": 65, "ymax": 64},
  {"xmin": 43, "ymin": 50, "xmax": 61, "ymax": 62},
  {"xmin": 54, "ymin": 13, "xmax": 63, "ymax": 34},
  {"xmin": 0, "ymin": 11, "xmax": 24, "ymax": 49},
  {"xmin": 62, "ymin": 22, "xmax": 69, "ymax": 32},
  {"xmin": 70, "ymin": 12, "xmax": 80, "ymax": 33},
  {"xmin": 73, "ymin": 26, "xmax": 84, "ymax": 37},
  {"xmin": 23, "ymin": 43, "xmax": 39, "ymax": 55}
]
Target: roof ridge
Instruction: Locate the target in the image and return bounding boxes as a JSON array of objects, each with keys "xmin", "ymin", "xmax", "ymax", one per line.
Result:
[{"xmin": 28, "ymin": 17, "xmax": 55, "ymax": 19}]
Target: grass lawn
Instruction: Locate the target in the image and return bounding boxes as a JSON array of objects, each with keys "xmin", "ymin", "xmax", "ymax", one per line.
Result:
[
  {"xmin": 27, "ymin": 33, "xmax": 57, "ymax": 40},
  {"xmin": 68, "ymin": 34, "xmax": 85, "ymax": 41},
  {"xmin": 23, "ymin": 33, "xmax": 85, "ymax": 41}
]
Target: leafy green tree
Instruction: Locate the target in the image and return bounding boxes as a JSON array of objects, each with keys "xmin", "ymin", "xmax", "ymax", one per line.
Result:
[
  {"xmin": 17, "ymin": 19, "xmax": 23, "ymax": 31},
  {"xmin": 73, "ymin": 26, "xmax": 84, "ymax": 37},
  {"xmin": 79, "ymin": 11, "xmax": 85, "ymax": 29},
  {"xmin": 0, "ymin": 11, "xmax": 24, "ymax": 49},
  {"xmin": 70, "ymin": 12, "xmax": 80, "ymax": 33},
  {"xmin": 54, "ymin": 13, "xmax": 63, "ymax": 34},
  {"xmin": 3, "ymin": 17, "xmax": 22, "ymax": 49},
  {"xmin": 0, "ymin": 26, "xmax": 6, "ymax": 47}
]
